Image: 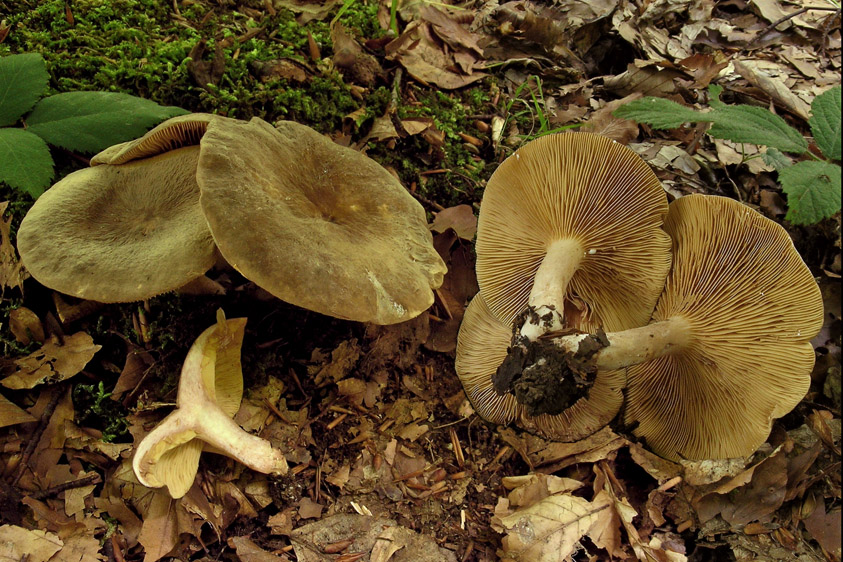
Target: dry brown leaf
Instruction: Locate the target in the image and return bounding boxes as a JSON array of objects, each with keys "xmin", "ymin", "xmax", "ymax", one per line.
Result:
[
  {"xmin": 385, "ymin": 21, "xmax": 485, "ymax": 90},
  {"xmin": 9, "ymin": 306, "xmax": 45, "ymax": 345},
  {"xmin": 309, "ymin": 339, "xmax": 361, "ymax": 386},
  {"xmin": 497, "ymin": 493, "xmax": 608, "ymax": 561},
  {"xmin": 137, "ymin": 493, "xmax": 181, "ymax": 562},
  {"xmin": 228, "ymin": 535, "xmax": 288, "ymax": 562},
  {"xmin": 430, "ymin": 205, "xmax": 477, "ymax": 240},
  {"xmin": 2, "ymin": 332, "xmax": 101, "ymax": 390},
  {"xmin": 0, "ymin": 392, "xmax": 35, "ymax": 428},
  {"xmin": 0, "ymin": 525, "xmax": 62, "ymax": 562},
  {"xmin": 802, "ymin": 498, "xmax": 842, "ymax": 558},
  {"xmin": 271, "ymin": 0, "xmax": 344, "ymax": 23},
  {"xmin": 0, "ymin": 201, "xmax": 27, "ymax": 295},
  {"xmin": 59, "ymin": 532, "xmax": 105, "ymax": 562},
  {"xmin": 298, "ymin": 497, "xmax": 324, "ymax": 519},
  {"xmin": 290, "ymin": 514, "xmax": 457, "ymax": 562}
]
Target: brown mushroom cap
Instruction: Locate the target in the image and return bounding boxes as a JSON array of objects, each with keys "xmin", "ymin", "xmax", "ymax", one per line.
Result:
[
  {"xmin": 624, "ymin": 194, "xmax": 823, "ymax": 460},
  {"xmin": 456, "ymin": 294, "xmax": 625, "ymax": 441},
  {"xmin": 17, "ymin": 146, "xmax": 216, "ymax": 303},
  {"xmin": 91, "ymin": 113, "xmax": 216, "ymax": 165},
  {"xmin": 196, "ymin": 117, "xmax": 447, "ymax": 324},
  {"xmin": 475, "ymin": 132, "xmax": 671, "ymax": 332}
]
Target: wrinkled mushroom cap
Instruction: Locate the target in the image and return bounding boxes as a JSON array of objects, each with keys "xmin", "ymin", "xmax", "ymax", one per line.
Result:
[
  {"xmin": 475, "ymin": 132, "xmax": 671, "ymax": 332},
  {"xmin": 17, "ymin": 146, "xmax": 216, "ymax": 303},
  {"xmin": 91, "ymin": 113, "xmax": 216, "ymax": 165},
  {"xmin": 196, "ymin": 117, "xmax": 447, "ymax": 324},
  {"xmin": 625, "ymin": 194, "xmax": 824, "ymax": 460},
  {"xmin": 456, "ymin": 294, "xmax": 625, "ymax": 441}
]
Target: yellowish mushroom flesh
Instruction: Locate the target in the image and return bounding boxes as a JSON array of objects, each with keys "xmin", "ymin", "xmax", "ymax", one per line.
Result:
[{"xmin": 132, "ymin": 313, "xmax": 288, "ymax": 498}]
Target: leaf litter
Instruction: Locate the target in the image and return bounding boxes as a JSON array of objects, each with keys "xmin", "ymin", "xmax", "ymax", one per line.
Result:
[{"xmin": 1, "ymin": 0, "xmax": 841, "ymax": 561}]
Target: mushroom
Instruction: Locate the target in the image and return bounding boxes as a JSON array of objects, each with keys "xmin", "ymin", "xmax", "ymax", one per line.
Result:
[
  {"xmin": 133, "ymin": 311, "xmax": 288, "ymax": 498},
  {"xmin": 475, "ymin": 132, "xmax": 672, "ymax": 341},
  {"xmin": 196, "ymin": 117, "xmax": 447, "ymax": 325},
  {"xmin": 520, "ymin": 194, "xmax": 823, "ymax": 460},
  {"xmin": 16, "ymin": 143, "xmax": 217, "ymax": 303},
  {"xmin": 455, "ymin": 293, "xmax": 625, "ymax": 441},
  {"xmin": 90, "ymin": 113, "xmax": 216, "ymax": 165}
]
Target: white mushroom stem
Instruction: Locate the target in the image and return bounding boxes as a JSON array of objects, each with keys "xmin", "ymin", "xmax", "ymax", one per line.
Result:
[
  {"xmin": 133, "ymin": 402, "xmax": 288, "ymax": 484},
  {"xmin": 521, "ymin": 238, "xmax": 584, "ymax": 341},
  {"xmin": 548, "ymin": 316, "xmax": 692, "ymax": 371}
]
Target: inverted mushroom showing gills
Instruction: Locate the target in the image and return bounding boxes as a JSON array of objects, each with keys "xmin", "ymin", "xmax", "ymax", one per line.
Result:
[
  {"xmin": 197, "ymin": 117, "xmax": 447, "ymax": 325},
  {"xmin": 16, "ymin": 141, "xmax": 216, "ymax": 303},
  {"xmin": 527, "ymin": 195, "xmax": 823, "ymax": 460},
  {"xmin": 133, "ymin": 311, "xmax": 288, "ymax": 498},
  {"xmin": 475, "ymin": 132, "xmax": 672, "ymax": 340},
  {"xmin": 456, "ymin": 294, "xmax": 625, "ymax": 441}
]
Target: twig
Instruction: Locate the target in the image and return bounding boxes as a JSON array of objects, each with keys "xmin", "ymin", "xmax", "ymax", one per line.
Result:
[
  {"xmin": 751, "ymin": 6, "xmax": 841, "ymax": 45},
  {"xmin": 28, "ymin": 473, "xmax": 101, "ymax": 500},
  {"xmin": 13, "ymin": 386, "xmax": 64, "ymax": 486}
]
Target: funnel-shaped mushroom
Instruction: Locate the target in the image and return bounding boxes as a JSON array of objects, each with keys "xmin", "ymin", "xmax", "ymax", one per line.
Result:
[
  {"xmin": 196, "ymin": 117, "xmax": 447, "ymax": 324},
  {"xmin": 17, "ymin": 114, "xmax": 220, "ymax": 303},
  {"xmin": 90, "ymin": 113, "xmax": 216, "ymax": 165},
  {"xmin": 475, "ymin": 132, "xmax": 671, "ymax": 340},
  {"xmin": 455, "ymin": 294, "xmax": 625, "ymax": 441},
  {"xmin": 133, "ymin": 311, "xmax": 288, "ymax": 498},
  {"xmin": 531, "ymin": 195, "xmax": 823, "ymax": 459}
]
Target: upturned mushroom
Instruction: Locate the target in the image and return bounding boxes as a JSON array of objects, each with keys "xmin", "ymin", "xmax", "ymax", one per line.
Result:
[
  {"xmin": 133, "ymin": 311, "xmax": 288, "ymax": 498},
  {"xmin": 475, "ymin": 132, "xmax": 672, "ymax": 340},
  {"xmin": 456, "ymin": 293, "xmax": 625, "ymax": 441},
  {"xmin": 16, "ymin": 114, "xmax": 218, "ymax": 303},
  {"xmin": 515, "ymin": 195, "xmax": 823, "ymax": 460},
  {"xmin": 196, "ymin": 117, "xmax": 447, "ymax": 325}
]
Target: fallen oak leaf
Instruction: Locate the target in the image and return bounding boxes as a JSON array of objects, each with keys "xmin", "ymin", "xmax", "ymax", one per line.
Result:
[
  {"xmin": 497, "ymin": 493, "xmax": 609, "ymax": 561},
  {"xmin": 1, "ymin": 332, "xmax": 100, "ymax": 390}
]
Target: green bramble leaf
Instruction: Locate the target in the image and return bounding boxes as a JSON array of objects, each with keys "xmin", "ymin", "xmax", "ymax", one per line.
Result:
[
  {"xmin": 779, "ymin": 160, "xmax": 841, "ymax": 224},
  {"xmin": 708, "ymin": 104, "xmax": 808, "ymax": 154},
  {"xmin": 25, "ymin": 91, "xmax": 188, "ymax": 153},
  {"xmin": 762, "ymin": 148, "xmax": 792, "ymax": 171},
  {"xmin": 809, "ymin": 86, "xmax": 841, "ymax": 161},
  {"xmin": 0, "ymin": 53, "xmax": 50, "ymax": 127},
  {"xmin": 613, "ymin": 97, "xmax": 709, "ymax": 129},
  {"xmin": 0, "ymin": 128, "xmax": 54, "ymax": 198}
]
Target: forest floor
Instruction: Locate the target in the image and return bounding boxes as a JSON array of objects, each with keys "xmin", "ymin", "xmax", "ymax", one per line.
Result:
[{"xmin": 0, "ymin": 0, "xmax": 840, "ymax": 561}]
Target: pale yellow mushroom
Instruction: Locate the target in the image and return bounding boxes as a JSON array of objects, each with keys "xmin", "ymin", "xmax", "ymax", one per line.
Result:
[{"xmin": 133, "ymin": 311, "xmax": 287, "ymax": 498}]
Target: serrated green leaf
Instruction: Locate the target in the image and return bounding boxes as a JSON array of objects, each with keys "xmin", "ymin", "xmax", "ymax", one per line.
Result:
[
  {"xmin": 762, "ymin": 148, "xmax": 792, "ymax": 171},
  {"xmin": 0, "ymin": 128, "xmax": 54, "ymax": 198},
  {"xmin": 0, "ymin": 53, "xmax": 50, "ymax": 127},
  {"xmin": 25, "ymin": 91, "xmax": 189, "ymax": 153},
  {"xmin": 779, "ymin": 160, "xmax": 841, "ymax": 224},
  {"xmin": 613, "ymin": 97, "xmax": 710, "ymax": 129},
  {"xmin": 809, "ymin": 86, "xmax": 841, "ymax": 161},
  {"xmin": 708, "ymin": 105, "xmax": 808, "ymax": 154}
]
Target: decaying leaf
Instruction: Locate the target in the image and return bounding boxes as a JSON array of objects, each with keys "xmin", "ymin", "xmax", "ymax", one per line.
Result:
[
  {"xmin": 1, "ymin": 332, "xmax": 101, "ymax": 389},
  {"xmin": 0, "ymin": 525, "xmax": 63, "ymax": 562},
  {"xmin": 497, "ymin": 493, "xmax": 608, "ymax": 561},
  {"xmin": 0, "ymin": 392, "xmax": 35, "ymax": 428},
  {"xmin": 9, "ymin": 306, "xmax": 45, "ymax": 345},
  {"xmin": 0, "ymin": 201, "xmax": 27, "ymax": 294},
  {"xmin": 290, "ymin": 513, "xmax": 457, "ymax": 562}
]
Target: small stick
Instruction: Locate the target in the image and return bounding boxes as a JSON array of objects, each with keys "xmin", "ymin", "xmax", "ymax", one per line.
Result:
[
  {"xmin": 751, "ymin": 6, "xmax": 840, "ymax": 45},
  {"xmin": 28, "ymin": 473, "xmax": 101, "ymax": 500}
]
